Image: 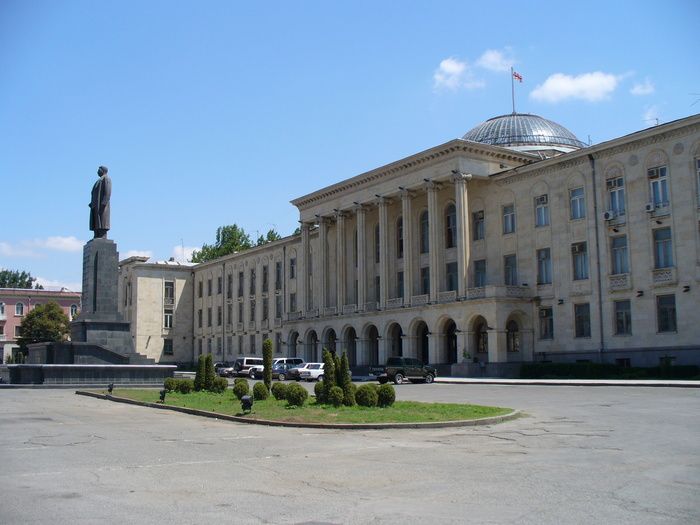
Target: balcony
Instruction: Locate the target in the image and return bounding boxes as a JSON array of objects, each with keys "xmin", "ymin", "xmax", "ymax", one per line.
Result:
[
  {"xmin": 236, "ymin": 322, "xmax": 244, "ymax": 332},
  {"xmin": 324, "ymin": 306, "xmax": 337, "ymax": 317},
  {"xmin": 411, "ymin": 294, "xmax": 429, "ymax": 306},
  {"xmin": 386, "ymin": 297, "xmax": 404, "ymax": 309},
  {"xmin": 652, "ymin": 267, "xmax": 677, "ymax": 286},
  {"xmin": 342, "ymin": 304, "xmax": 357, "ymax": 315},
  {"xmin": 306, "ymin": 308, "xmax": 319, "ymax": 318},
  {"xmin": 274, "ymin": 318, "xmax": 282, "ymax": 328},
  {"xmin": 438, "ymin": 290, "xmax": 457, "ymax": 304},
  {"xmin": 164, "ymin": 296, "xmax": 174, "ymax": 306},
  {"xmin": 364, "ymin": 302, "xmax": 378, "ymax": 312},
  {"xmin": 260, "ymin": 319, "xmax": 269, "ymax": 330},
  {"xmin": 248, "ymin": 321, "xmax": 256, "ymax": 331},
  {"xmin": 608, "ymin": 273, "xmax": 631, "ymax": 292},
  {"xmin": 466, "ymin": 287, "xmax": 485, "ymax": 300},
  {"xmin": 288, "ymin": 311, "xmax": 302, "ymax": 321}
]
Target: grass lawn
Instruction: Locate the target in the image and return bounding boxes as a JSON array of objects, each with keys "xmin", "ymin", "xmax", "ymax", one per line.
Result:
[{"xmin": 104, "ymin": 388, "xmax": 512, "ymax": 424}]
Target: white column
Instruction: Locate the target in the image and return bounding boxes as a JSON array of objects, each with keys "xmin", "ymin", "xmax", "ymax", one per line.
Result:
[
  {"xmin": 319, "ymin": 217, "xmax": 328, "ymax": 312},
  {"xmin": 335, "ymin": 211, "xmax": 346, "ymax": 311},
  {"xmin": 300, "ymin": 222, "xmax": 310, "ymax": 313},
  {"xmin": 378, "ymin": 197, "xmax": 390, "ymax": 309},
  {"xmin": 426, "ymin": 181, "xmax": 440, "ymax": 303},
  {"xmin": 453, "ymin": 172, "xmax": 471, "ymax": 298},
  {"xmin": 401, "ymin": 189, "xmax": 414, "ymax": 305},
  {"xmin": 355, "ymin": 204, "xmax": 367, "ymax": 310}
]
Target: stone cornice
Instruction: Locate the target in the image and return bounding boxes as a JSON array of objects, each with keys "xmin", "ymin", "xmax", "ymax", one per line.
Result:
[{"xmin": 291, "ymin": 139, "xmax": 537, "ymax": 210}]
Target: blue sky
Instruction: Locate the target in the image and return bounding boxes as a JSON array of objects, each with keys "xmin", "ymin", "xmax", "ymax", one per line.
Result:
[{"xmin": 1, "ymin": 0, "xmax": 698, "ymax": 290}]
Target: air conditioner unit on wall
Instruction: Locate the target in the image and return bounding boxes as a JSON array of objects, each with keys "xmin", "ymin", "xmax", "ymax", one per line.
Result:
[
  {"xmin": 645, "ymin": 203, "xmax": 655, "ymax": 213},
  {"xmin": 603, "ymin": 210, "xmax": 615, "ymax": 221}
]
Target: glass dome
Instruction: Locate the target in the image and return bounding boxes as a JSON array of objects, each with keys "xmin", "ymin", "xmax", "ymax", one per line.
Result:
[{"xmin": 462, "ymin": 113, "xmax": 586, "ymax": 155}]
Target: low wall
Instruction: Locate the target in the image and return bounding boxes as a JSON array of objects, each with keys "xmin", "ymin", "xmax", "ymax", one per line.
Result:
[{"xmin": 7, "ymin": 364, "xmax": 176, "ymax": 385}]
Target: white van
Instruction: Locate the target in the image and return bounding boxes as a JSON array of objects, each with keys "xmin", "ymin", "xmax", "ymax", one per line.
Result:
[
  {"xmin": 233, "ymin": 357, "xmax": 264, "ymax": 377},
  {"xmin": 250, "ymin": 357, "xmax": 305, "ymax": 378}
]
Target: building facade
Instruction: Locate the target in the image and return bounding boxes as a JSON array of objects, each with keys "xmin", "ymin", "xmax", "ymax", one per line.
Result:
[
  {"xmin": 120, "ymin": 113, "xmax": 700, "ymax": 373},
  {"xmin": 0, "ymin": 288, "xmax": 82, "ymax": 362}
]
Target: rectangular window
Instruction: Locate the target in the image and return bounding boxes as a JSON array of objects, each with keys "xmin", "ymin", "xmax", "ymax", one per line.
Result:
[
  {"xmin": 574, "ymin": 303, "xmax": 591, "ymax": 338},
  {"xmin": 275, "ymin": 333, "xmax": 282, "ymax": 354},
  {"xmin": 227, "ymin": 303, "xmax": 232, "ymax": 325},
  {"xmin": 262, "ymin": 265, "xmax": 269, "ymax": 293},
  {"xmin": 606, "ymin": 177, "xmax": 626, "ymax": 217},
  {"xmin": 164, "ymin": 281, "xmax": 175, "ymax": 305},
  {"xmin": 217, "ymin": 337, "xmax": 222, "ymax": 355},
  {"xmin": 611, "ymin": 236, "xmax": 629, "ymax": 275},
  {"xmin": 537, "ymin": 248, "xmax": 552, "ymax": 285},
  {"xmin": 539, "ymin": 307, "xmax": 553, "ymax": 339},
  {"xmin": 250, "ymin": 335, "xmax": 256, "ymax": 354},
  {"xmin": 217, "ymin": 276, "xmax": 222, "ymax": 294},
  {"xmin": 250, "ymin": 300, "xmax": 256, "ymax": 322},
  {"xmin": 420, "ymin": 267, "xmax": 430, "ymax": 295},
  {"xmin": 474, "ymin": 259, "xmax": 486, "ymax": 287},
  {"xmin": 227, "ymin": 274, "xmax": 233, "ymax": 298},
  {"xmin": 207, "ymin": 278, "xmax": 212, "ymax": 296},
  {"xmin": 226, "ymin": 336, "xmax": 232, "ymax": 355},
  {"xmin": 198, "ymin": 339, "xmax": 203, "ymax": 355},
  {"xmin": 198, "ymin": 308, "xmax": 202, "ymax": 328},
  {"xmin": 198, "ymin": 280, "xmax": 203, "ymax": 298},
  {"xmin": 15, "ymin": 325, "xmax": 21, "ymax": 337},
  {"xmin": 446, "ymin": 262, "xmax": 458, "ymax": 292},
  {"xmin": 217, "ymin": 306, "xmax": 222, "ymax": 326},
  {"xmin": 572, "ymin": 242, "xmax": 589, "ymax": 280},
  {"xmin": 289, "ymin": 258, "xmax": 296, "ymax": 279},
  {"xmin": 275, "ymin": 295, "xmax": 283, "ymax": 318},
  {"xmin": 614, "ymin": 300, "xmax": 631, "ymax": 335},
  {"xmin": 262, "ymin": 298, "xmax": 269, "ymax": 320},
  {"xmin": 570, "ymin": 187, "xmax": 586, "ymax": 220},
  {"xmin": 648, "ymin": 166, "xmax": 669, "ymax": 208},
  {"xmin": 653, "ymin": 228, "xmax": 673, "ymax": 269},
  {"xmin": 375, "ymin": 275, "xmax": 380, "ymax": 303},
  {"xmin": 534, "ymin": 195, "xmax": 549, "ymax": 227},
  {"xmin": 15, "ymin": 302, "xmax": 24, "ymax": 316},
  {"xmin": 375, "ymin": 224, "xmax": 380, "ymax": 263},
  {"xmin": 237, "ymin": 335, "xmax": 243, "ymax": 354},
  {"xmin": 290, "ymin": 293, "xmax": 297, "ymax": 312},
  {"xmin": 275, "ymin": 262, "xmax": 282, "ymax": 290},
  {"xmin": 163, "ymin": 339, "xmax": 173, "ymax": 355},
  {"xmin": 207, "ymin": 338, "xmax": 212, "ymax": 354},
  {"xmin": 504, "ymin": 254, "xmax": 517, "ymax": 286},
  {"xmin": 656, "ymin": 294, "xmax": 677, "ymax": 332},
  {"xmin": 397, "ymin": 219, "xmax": 404, "ymax": 259},
  {"xmin": 238, "ymin": 271, "xmax": 244, "ymax": 297},
  {"xmin": 473, "ymin": 211, "xmax": 484, "ymax": 240},
  {"xmin": 207, "ymin": 307, "xmax": 212, "ymax": 327},
  {"xmin": 445, "ymin": 208, "xmax": 457, "ymax": 248},
  {"xmin": 397, "ymin": 271, "xmax": 404, "ymax": 299},
  {"xmin": 249, "ymin": 269, "xmax": 256, "ymax": 295},
  {"xmin": 164, "ymin": 308, "xmax": 173, "ymax": 328},
  {"xmin": 238, "ymin": 302, "xmax": 243, "ymax": 323},
  {"xmin": 502, "ymin": 204, "xmax": 515, "ymax": 234}
]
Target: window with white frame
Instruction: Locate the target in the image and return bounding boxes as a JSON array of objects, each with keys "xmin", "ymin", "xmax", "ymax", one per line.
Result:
[
  {"xmin": 502, "ymin": 204, "xmax": 515, "ymax": 234},
  {"xmin": 606, "ymin": 177, "xmax": 626, "ymax": 217},
  {"xmin": 648, "ymin": 166, "xmax": 669, "ymax": 208},
  {"xmin": 164, "ymin": 308, "xmax": 173, "ymax": 328},
  {"xmin": 614, "ymin": 300, "xmax": 631, "ymax": 335},
  {"xmin": 15, "ymin": 302, "xmax": 24, "ymax": 316},
  {"xmin": 572, "ymin": 242, "xmax": 589, "ymax": 280},
  {"xmin": 474, "ymin": 259, "xmax": 486, "ymax": 287},
  {"xmin": 164, "ymin": 280, "xmax": 175, "ymax": 305},
  {"xmin": 537, "ymin": 248, "xmax": 552, "ymax": 285},
  {"xmin": 504, "ymin": 254, "xmax": 517, "ymax": 286},
  {"xmin": 611, "ymin": 236, "xmax": 629, "ymax": 275},
  {"xmin": 574, "ymin": 303, "xmax": 591, "ymax": 338},
  {"xmin": 534, "ymin": 195, "xmax": 549, "ymax": 227},
  {"xmin": 570, "ymin": 187, "xmax": 586, "ymax": 220},
  {"xmin": 653, "ymin": 228, "xmax": 673, "ymax": 269},
  {"xmin": 15, "ymin": 325, "xmax": 22, "ymax": 338},
  {"xmin": 656, "ymin": 294, "xmax": 676, "ymax": 333},
  {"xmin": 539, "ymin": 307, "xmax": 553, "ymax": 339},
  {"xmin": 163, "ymin": 338, "xmax": 173, "ymax": 355}
]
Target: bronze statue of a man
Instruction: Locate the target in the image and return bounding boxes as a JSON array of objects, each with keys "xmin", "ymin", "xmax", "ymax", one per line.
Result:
[{"xmin": 89, "ymin": 166, "xmax": 111, "ymax": 239}]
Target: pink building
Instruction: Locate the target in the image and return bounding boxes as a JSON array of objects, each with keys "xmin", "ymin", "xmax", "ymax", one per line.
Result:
[{"xmin": 0, "ymin": 288, "xmax": 82, "ymax": 362}]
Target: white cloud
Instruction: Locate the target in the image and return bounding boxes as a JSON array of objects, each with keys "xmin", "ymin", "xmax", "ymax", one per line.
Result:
[
  {"xmin": 530, "ymin": 72, "xmax": 620, "ymax": 103},
  {"xmin": 631, "ymin": 78, "xmax": 654, "ymax": 96},
  {"xmin": 476, "ymin": 49, "xmax": 514, "ymax": 72},
  {"xmin": 0, "ymin": 242, "xmax": 38, "ymax": 257},
  {"xmin": 33, "ymin": 236, "xmax": 84, "ymax": 252},
  {"xmin": 172, "ymin": 245, "xmax": 196, "ymax": 263},
  {"xmin": 35, "ymin": 276, "xmax": 82, "ymax": 292},
  {"xmin": 124, "ymin": 250, "xmax": 153, "ymax": 259},
  {"xmin": 643, "ymin": 105, "xmax": 661, "ymax": 125},
  {"xmin": 433, "ymin": 57, "xmax": 484, "ymax": 91}
]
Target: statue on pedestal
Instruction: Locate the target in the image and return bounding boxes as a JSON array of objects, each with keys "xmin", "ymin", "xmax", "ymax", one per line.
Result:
[{"xmin": 89, "ymin": 166, "xmax": 111, "ymax": 239}]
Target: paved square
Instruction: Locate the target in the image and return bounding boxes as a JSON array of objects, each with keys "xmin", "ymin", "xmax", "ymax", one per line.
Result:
[{"xmin": 1, "ymin": 385, "xmax": 698, "ymax": 524}]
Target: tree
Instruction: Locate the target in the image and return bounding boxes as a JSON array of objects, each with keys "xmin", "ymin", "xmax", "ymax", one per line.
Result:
[
  {"xmin": 0, "ymin": 269, "xmax": 43, "ymax": 289},
  {"xmin": 256, "ymin": 229, "xmax": 282, "ymax": 247},
  {"xmin": 204, "ymin": 354, "xmax": 215, "ymax": 390},
  {"xmin": 262, "ymin": 338, "xmax": 273, "ymax": 391},
  {"xmin": 16, "ymin": 302, "xmax": 70, "ymax": 349},
  {"xmin": 194, "ymin": 354, "xmax": 206, "ymax": 391},
  {"xmin": 322, "ymin": 349, "xmax": 336, "ymax": 402},
  {"xmin": 191, "ymin": 225, "xmax": 253, "ymax": 263}
]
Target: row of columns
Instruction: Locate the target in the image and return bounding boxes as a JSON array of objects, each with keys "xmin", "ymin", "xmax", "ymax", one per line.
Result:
[{"xmin": 298, "ymin": 173, "xmax": 473, "ymax": 314}]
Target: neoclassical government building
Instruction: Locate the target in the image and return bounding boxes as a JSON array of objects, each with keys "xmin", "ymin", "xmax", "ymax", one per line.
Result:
[{"xmin": 119, "ymin": 112, "xmax": 700, "ymax": 375}]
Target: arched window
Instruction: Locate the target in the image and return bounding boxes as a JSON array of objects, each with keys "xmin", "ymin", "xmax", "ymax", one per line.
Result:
[
  {"xmin": 15, "ymin": 302, "xmax": 24, "ymax": 316},
  {"xmin": 419, "ymin": 211, "xmax": 429, "ymax": 253},
  {"xmin": 506, "ymin": 320, "xmax": 520, "ymax": 352},
  {"xmin": 70, "ymin": 304, "xmax": 78, "ymax": 319},
  {"xmin": 396, "ymin": 217, "xmax": 403, "ymax": 259},
  {"xmin": 445, "ymin": 204, "xmax": 456, "ymax": 248}
]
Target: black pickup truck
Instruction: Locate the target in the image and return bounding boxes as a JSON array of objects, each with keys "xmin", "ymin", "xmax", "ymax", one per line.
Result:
[{"xmin": 370, "ymin": 357, "xmax": 437, "ymax": 384}]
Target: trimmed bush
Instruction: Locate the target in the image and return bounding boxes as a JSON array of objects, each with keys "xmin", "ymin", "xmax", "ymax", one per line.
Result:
[
  {"xmin": 233, "ymin": 380, "xmax": 250, "ymax": 400},
  {"xmin": 234, "ymin": 377, "xmax": 248, "ymax": 386},
  {"xmin": 210, "ymin": 376, "xmax": 228, "ymax": 394},
  {"xmin": 377, "ymin": 384, "xmax": 396, "ymax": 407},
  {"xmin": 334, "ymin": 352, "xmax": 343, "ymax": 389},
  {"xmin": 322, "ymin": 349, "xmax": 336, "ymax": 401},
  {"xmin": 194, "ymin": 354, "xmax": 206, "ymax": 391},
  {"xmin": 204, "ymin": 354, "xmax": 215, "ymax": 390},
  {"xmin": 175, "ymin": 378, "xmax": 194, "ymax": 394},
  {"xmin": 339, "ymin": 352, "xmax": 351, "ymax": 390},
  {"xmin": 342, "ymin": 382, "xmax": 357, "ymax": 406},
  {"xmin": 164, "ymin": 377, "xmax": 176, "ymax": 392},
  {"xmin": 328, "ymin": 386, "xmax": 344, "ymax": 407},
  {"xmin": 263, "ymin": 338, "xmax": 273, "ymax": 392},
  {"xmin": 285, "ymin": 382, "xmax": 308, "ymax": 407},
  {"xmin": 253, "ymin": 381, "xmax": 269, "ymax": 401},
  {"xmin": 356, "ymin": 384, "xmax": 378, "ymax": 407},
  {"xmin": 314, "ymin": 381, "xmax": 326, "ymax": 404},
  {"xmin": 271, "ymin": 382, "xmax": 288, "ymax": 401}
]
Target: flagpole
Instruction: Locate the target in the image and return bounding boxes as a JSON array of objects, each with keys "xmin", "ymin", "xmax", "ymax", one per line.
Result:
[{"xmin": 511, "ymin": 66, "xmax": 515, "ymax": 114}]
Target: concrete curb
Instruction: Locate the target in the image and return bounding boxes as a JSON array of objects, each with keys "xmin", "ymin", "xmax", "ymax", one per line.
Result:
[
  {"xmin": 75, "ymin": 390, "xmax": 520, "ymax": 430},
  {"xmin": 434, "ymin": 378, "xmax": 700, "ymax": 388}
]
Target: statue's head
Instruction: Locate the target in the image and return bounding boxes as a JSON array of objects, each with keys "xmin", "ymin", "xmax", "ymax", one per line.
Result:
[{"xmin": 97, "ymin": 166, "xmax": 109, "ymax": 177}]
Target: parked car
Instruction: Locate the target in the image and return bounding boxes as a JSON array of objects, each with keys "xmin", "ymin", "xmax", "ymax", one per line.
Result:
[
  {"xmin": 370, "ymin": 357, "xmax": 437, "ymax": 384},
  {"xmin": 252, "ymin": 361, "xmax": 301, "ymax": 381},
  {"xmin": 250, "ymin": 357, "xmax": 305, "ymax": 379},
  {"xmin": 299, "ymin": 363, "xmax": 325, "ymax": 382},
  {"xmin": 214, "ymin": 362, "xmax": 234, "ymax": 377},
  {"xmin": 232, "ymin": 357, "xmax": 264, "ymax": 377},
  {"xmin": 287, "ymin": 362, "xmax": 315, "ymax": 381}
]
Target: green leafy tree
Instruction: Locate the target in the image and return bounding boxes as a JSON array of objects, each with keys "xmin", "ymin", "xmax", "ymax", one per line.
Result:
[
  {"xmin": 322, "ymin": 349, "xmax": 336, "ymax": 402},
  {"xmin": 262, "ymin": 338, "xmax": 273, "ymax": 391},
  {"xmin": 16, "ymin": 302, "xmax": 69, "ymax": 349},
  {"xmin": 334, "ymin": 352, "xmax": 343, "ymax": 388},
  {"xmin": 194, "ymin": 354, "xmax": 206, "ymax": 391},
  {"xmin": 0, "ymin": 269, "xmax": 43, "ymax": 289},
  {"xmin": 204, "ymin": 354, "xmax": 215, "ymax": 390},
  {"xmin": 256, "ymin": 229, "xmax": 282, "ymax": 246},
  {"xmin": 191, "ymin": 225, "xmax": 253, "ymax": 263},
  {"xmin": 340, "ymin": 352, "xmax": 351, "ymax": 390}
]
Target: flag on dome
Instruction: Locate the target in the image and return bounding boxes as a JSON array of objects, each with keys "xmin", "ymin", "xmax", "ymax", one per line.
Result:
[{"xmin": 512, "ymin": 70, "xmax": 523, "ymax": 83}]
